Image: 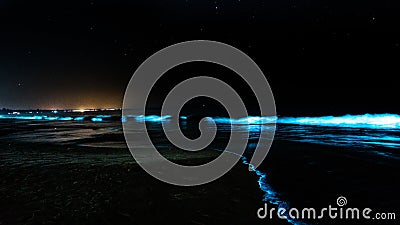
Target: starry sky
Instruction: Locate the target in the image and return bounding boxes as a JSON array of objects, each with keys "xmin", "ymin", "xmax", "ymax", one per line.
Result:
[{"xmin": 0, "ymin": 0, "xmax": 399, "ymax": 115}]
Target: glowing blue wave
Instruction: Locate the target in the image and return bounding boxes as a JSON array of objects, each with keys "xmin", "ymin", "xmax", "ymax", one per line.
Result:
[
  {"xmin": 0, "ymin": 115, "xmax": 74, "ymax": 121},
  {"xmin": 201, "ymin": 114, "xmax": 400, "ymax": 129},
  {"xmin": 0, "ymin": 114, "xmax": 107, "ymax": 122},
  {"xmin": 205, "ymin": 114, "xmax": 400, "ymax": 129},
  {"xmin": 209, "ymin": 145, "xmax": 306, "ymax": 225},
  {"xmin": 3, "ymin": 113, "xmax": 400, "ymax": 130},
  {"xmin": 207, "ymin": 114, "xmax": 400, "ymax": 129},
  {"xmin": 278, "ymin": 114, "xmax": 400, "ymax": 129},
  {"xmin": 74, "ymin": 116, "xmax": 85, "ymax": 121},
  {"xmin": 134, "ymin": 115, "xmax": 172, "ymax": 122},
  {"xmin": 122, "ymin": 115, "xmax": 277, "ymax": 124},
  {"xmin": 211, "ymin": 116, "xmax": 277, "ymax": 125},
  {"xmin": 240, "ymin": 156, "xmax": 307, "ymax": 225},
  {"xmin": 91, "ymin": 118, "xmax": 103, "ymax": 122}
]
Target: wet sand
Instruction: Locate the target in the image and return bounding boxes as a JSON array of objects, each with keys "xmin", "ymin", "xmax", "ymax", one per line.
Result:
[{"xmin": 0, "ymin": 141, "xmax": 289, "ymax": 225}]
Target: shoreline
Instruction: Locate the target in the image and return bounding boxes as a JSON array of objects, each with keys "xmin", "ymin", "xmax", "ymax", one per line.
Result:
[{"xmin": 0, "ymin": 140, "xmax": 290, "ymax": 225}]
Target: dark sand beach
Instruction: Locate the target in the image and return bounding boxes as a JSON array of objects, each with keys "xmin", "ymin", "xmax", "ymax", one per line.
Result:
[{"xmin": 0, "ymin": 119, "xmax": 289, "ymax": 225}]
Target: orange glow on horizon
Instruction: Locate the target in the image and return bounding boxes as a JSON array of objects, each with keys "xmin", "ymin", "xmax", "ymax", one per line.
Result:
[{"xmin": 72, "ymin": 109, "xmax": 96, "ymax": 113}]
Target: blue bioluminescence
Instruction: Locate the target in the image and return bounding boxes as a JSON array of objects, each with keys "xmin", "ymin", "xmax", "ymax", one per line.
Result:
[
  {"xmin": 134, "ymin": 115, "xmax": 171, "ymax": 122},
  {"xmin": 278, "ymin": 114, "xmax": 400, "ymax": 129},
  {"xmin": 96, "ymin": 115, "xmax": 112, "ymax": 118},
  {"xmin": 207, "ymin": 114, "xmax": 400, "ymax": 129},
  {"xmin": 44, "ymin": 116, "xmax": 59, "ymax": 121},
  {"xmin": 0, "ymin": 114, "xmax": 104, "ymax": 122},
  {"xmin": 91, "ymin": 118, "xmax": 103, "ymax": 122},
  {"xmin": 2, "ymin": 113, "xmax": 400, "ymax": 149},
  {"xmin": 209, "ymin": 116, "xmax": 277, "ymax": 125},
  {"xmin": 274, "ymin": 114, "xmax": 400, "ymax": 150},
  {"xmin": 247, "ymin": 157, "xmax": 311, "ymax": 225},
  {"xmin": 121, "ymin": 116, "xmax": 127, "ymax": 123},
  {"xmin": 206, "ymin": 114, "xmax": 400, "ymax": 150},
  {"xmin": 57, "ymin": 117, "xmax": 73, "ymax": 121},
  {"xmin": 128, "ymin": 115, "xmax": 276, "ymax": 124},
  {"xmin": 0, "ymin": 115, "xmax": 44, "ymax": 120}
]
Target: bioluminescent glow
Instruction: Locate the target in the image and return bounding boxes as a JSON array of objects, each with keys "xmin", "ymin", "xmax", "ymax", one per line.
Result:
[
  {"xmin": 74, "ymin": 116, "xmax": 85, "ymax": 121},
  {"xmin": 209, "ymin": 116, "xmax": 277, "ymax": 125},
  {"xmin": 91, "ymin": 118, "xmax": 103, "ymax": 122},
  {"xmin": 2, "ymin": 113, "xmax": 400, "ymax": 150},
  {"xmin": 96, "ymin": 115, "xmax": 112, "ymax": 118},
  {"xmin": 208, "ymin": 114, "xmax": 400, "ymax": 150},
  {"xmin": 134, "ymin": 115, "xmax": 172, "ymax": 122},
  {"xmin": 45, "ymin": 116, "xmax": 59, "ymax": 121},
  {"xmin": 278, "ymin": 114, "xmax": 400, "ymax": 129},
  {"xmin": 0, "ymin": 115, "xmax": 43, "ymax": 120},
  {"xmin": 211, "ymin": 147, "xmax": 293, "ymax": 223},
  {"xmin": 125, "ymin": 115, "xmax": 276, "ymax": 124},
  {"xmin": 61, "ymin": 117, "xmax": 73, "ymax": 120},
  {"xmin": 241, "ymin": 157, "xmax": 281, "ymax": 204},
  {"xmin": 208, "ymin": 114, "xmax": 400, "ymax": 129},
  {"xmin": 0, "ymin": 115, "xmax": 69, "ymax": 121},
  {"xmin": 277, "ymin": 123, "xmax": 400, "ymax": 152},
  {"xmin": 240, "ymin": 156, "xmax": 305, "ymax": 225},
  {"xmin": 0, "ymin": 114, "xmax": 109, "ymax": 123},
  {"xmin": 121, "ymin": 116, "xmax": 127, "ymax": 123}
]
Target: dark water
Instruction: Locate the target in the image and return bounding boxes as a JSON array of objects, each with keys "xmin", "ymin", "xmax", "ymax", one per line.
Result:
[{"xmin": 1, "ymin": 111, "xmax": 400, "ymax": 224}]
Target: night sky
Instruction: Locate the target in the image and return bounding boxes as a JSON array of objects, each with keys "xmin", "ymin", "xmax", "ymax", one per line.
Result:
[{"xmin": 1, "ymin": 0, "xmax": 399, "ymax": 115}]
